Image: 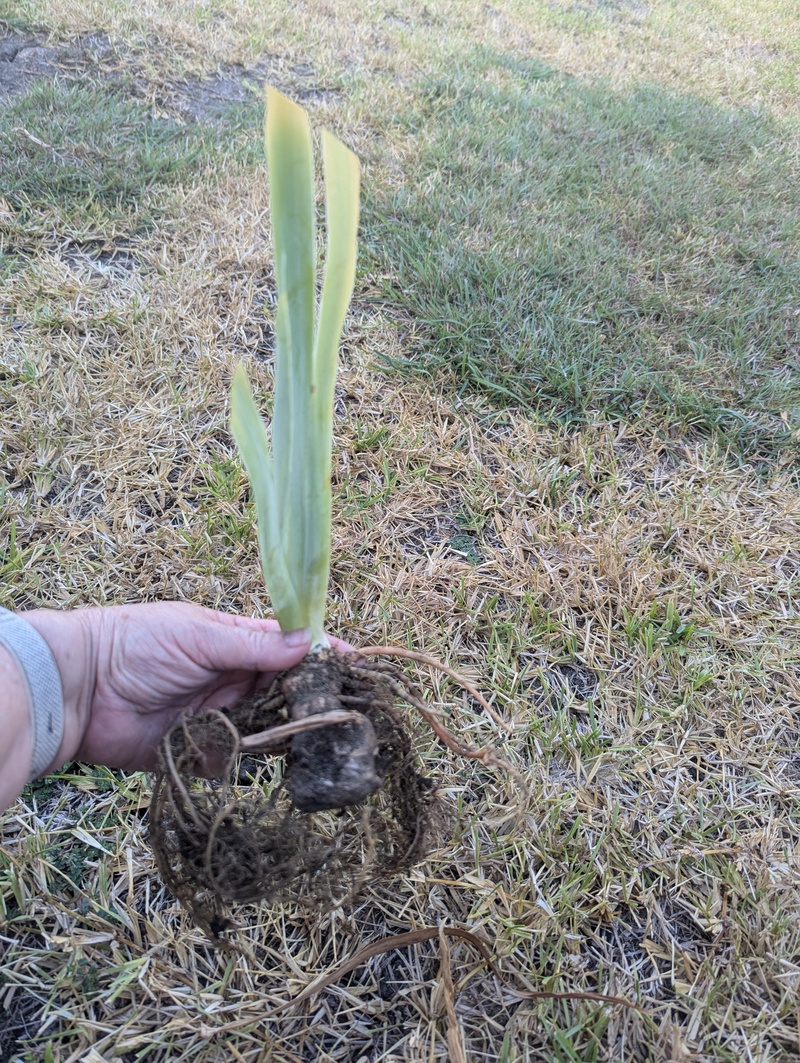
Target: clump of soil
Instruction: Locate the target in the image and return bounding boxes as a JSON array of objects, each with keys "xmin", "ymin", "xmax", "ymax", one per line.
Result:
[{"xmin": 149, "ymin": 650, "xmax": 436, "ymax": 939}]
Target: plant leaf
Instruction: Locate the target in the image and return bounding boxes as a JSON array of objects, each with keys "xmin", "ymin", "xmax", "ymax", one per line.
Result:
[
  {"xmin": 299, "ymin": 131, "xmax": 360, "ymax": 641},
  {"xmin": 314, "ymin": 131, "xmax": 360, "ymax": 414},
  {"xmin": 265, "ymin": 89, "xmax": 316, "ymax": 629},
  {"xmin": 231, "ymin": 89, "xmax": 360, "ymax": 645},
  {"xmin": 230, "ymin": 364, "xmax": 304, "ymax": 628}
]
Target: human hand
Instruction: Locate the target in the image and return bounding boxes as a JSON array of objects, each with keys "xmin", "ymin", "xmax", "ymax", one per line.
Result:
[{"xmin": 23, "ymin": 603, "xmax": 351, "ymax": 773}]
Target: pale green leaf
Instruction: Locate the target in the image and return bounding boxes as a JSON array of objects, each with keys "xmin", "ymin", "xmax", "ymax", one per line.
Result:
[
  {"xmin": 231, "ymin": 89, "xmax": 360, "ymax": 647},
  {"xmin": 230, "ymin": 364, "xmax": 304, "ymax": 629}
]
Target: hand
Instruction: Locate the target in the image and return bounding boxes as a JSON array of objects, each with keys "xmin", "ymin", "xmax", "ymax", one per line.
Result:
[{"xmin": 23, "ymin": 603, "xmax": 350, "ymax": 773}]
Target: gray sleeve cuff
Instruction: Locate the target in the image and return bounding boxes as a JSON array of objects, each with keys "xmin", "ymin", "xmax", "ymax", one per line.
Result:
[{"xmin": 0, "ymin": 607, "xmax": 64, "ymax": 779}]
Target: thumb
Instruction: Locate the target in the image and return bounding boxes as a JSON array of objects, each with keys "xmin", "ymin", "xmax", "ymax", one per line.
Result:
[{"xmin": 196, "ymin": 614, "xmax": 312, "ymax": 674}]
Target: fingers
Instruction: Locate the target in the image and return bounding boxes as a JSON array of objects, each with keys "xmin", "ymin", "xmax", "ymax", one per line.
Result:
[
  {"xmin": 328, "ymin": 634, "xmax": 357, "ymax": 654},
  {"xmin": 98, "ymin": 601, "xmax": 353, "ymax": 677}
]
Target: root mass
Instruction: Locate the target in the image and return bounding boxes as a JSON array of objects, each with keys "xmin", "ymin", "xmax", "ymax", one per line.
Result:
[{"xmin": 149, "ymin": 649, "xmax": 436, "ymax": 938}]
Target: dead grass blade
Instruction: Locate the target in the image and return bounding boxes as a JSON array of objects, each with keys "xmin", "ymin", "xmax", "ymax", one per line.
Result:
[
  {"xmin": 506, "ymin": 987, "xmax": 649, "ymax": 1014},
  {"xmin": 271, "ymin": 926, "xmax": 493, "ymax": 1013},
  {"xmin": 437, "ymin": 923, "xmax": 467, "ymax": 1063}
]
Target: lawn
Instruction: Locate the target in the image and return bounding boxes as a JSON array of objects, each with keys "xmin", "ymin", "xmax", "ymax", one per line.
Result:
[{"xmin": 1, "ymin": 1, "xmax": 799, "ymax": 1059}]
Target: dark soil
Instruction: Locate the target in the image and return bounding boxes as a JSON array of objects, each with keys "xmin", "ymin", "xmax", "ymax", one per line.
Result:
[
  {"xmin": 0, "ymin": 988, "xmax": 42, "ymax": 1063},
  {"xmin": 0, "ymin": 26, "xmax": 331, "ymax": 120},
  {"xmin": 149, "ymin": 650, "xmax": 436, "ymax": 940},
  {"xmin": 0, "ymin": 32, "xmax": 60, "ymax": 102}
]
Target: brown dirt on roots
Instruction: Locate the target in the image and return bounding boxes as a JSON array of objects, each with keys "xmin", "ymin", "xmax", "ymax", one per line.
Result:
[{"xmin": 148, "ymin": 650, "xmax": 437, "ymax": 940}]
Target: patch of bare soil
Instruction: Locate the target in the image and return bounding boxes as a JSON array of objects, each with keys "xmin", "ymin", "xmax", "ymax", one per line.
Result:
[
  {"xmin": 0, "ymin": 25, "xmax": 336, "ymax": 122},
  {"xmin": 166, "ymin": 59, "xmax": 269, "ymax": 121},
  {"xmin": 0, "ymin": 965, "xmax": 43, "ymax": 1062},
  {"xmin": 0, "ymin": 29, "xmax": 120, "ymax": 104},
  {"xmin": 170, "ymin": 59, "xmax": 341, "ymax": 121},
  {"xmin": 169, "ymin": 58, "xmax": 277, "ymax": 122},
  {"xmin": 0, "ymin": 32, "xmax": 60, "ymax": 102}
]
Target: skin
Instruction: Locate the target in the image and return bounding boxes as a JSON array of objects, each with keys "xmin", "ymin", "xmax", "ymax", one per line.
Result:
[{"xmin": 0, "ymin": 602, "xmax": 350, "ymax": 813}]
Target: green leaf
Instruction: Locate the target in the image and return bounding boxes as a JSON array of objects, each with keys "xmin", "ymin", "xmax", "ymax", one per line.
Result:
[
  {"xmin": 230, "ymin": 88, "xmax": 360, "ymax": 647},
  {"xmin": 266, "ymin": 88, "xmax": 315, "ymax": 537},
  {"xmin": 315, "ymin": 131, "xmax": 360, "ymax": 417},
  {"xmin": 230, "ymin": 363, "xmax": 304, "ymax": 629}
]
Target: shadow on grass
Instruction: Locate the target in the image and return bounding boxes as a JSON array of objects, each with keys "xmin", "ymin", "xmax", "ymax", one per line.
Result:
[
  {"xmin": 0, "ymin": 77, "xmax": 259, "ymax": 235},
  {"xmin": 364, "ymin": 47, "xmax": 800, "ymax": 463}
]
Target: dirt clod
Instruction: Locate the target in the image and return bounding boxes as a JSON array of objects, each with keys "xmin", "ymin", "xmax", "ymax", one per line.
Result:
[{"xmin": 149, "ymin": 650, "xmax": 436, "ymax": 939}]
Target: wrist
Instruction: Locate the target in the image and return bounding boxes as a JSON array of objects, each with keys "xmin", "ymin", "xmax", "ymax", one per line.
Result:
[
  {"xmin": 0, "ymin": 644, "xmax": 35, "ymax": 807},
  {"xmin": 20, "ymin": 608, "xmax": 98, "ymax": 773}
]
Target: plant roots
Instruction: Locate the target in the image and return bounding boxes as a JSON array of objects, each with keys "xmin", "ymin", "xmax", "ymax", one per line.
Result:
[{"xmin": 149, "ymin": 650, "xmax": 438, "ymax": 939}]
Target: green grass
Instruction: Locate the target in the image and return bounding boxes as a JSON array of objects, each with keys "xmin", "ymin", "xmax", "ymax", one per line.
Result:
[
  {"xmin": 5, "ymin": 9, "xmax": 796, "ymax": 464},
  {"xmin": 0, "ymin": 78, "xmax": 260, "ymax": 243},
  {"xmin": 0, "ymin": 81, "xmax": 196, "ymax": 225},
  {"xmin": 364, "ymin": 58, "xmax": 800, "ymax": 461}
]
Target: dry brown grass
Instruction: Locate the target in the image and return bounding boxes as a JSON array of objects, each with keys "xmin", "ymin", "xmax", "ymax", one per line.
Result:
[{"xmin": 2, "ymin": 1, "xmax": 800, "ymax": 1060}]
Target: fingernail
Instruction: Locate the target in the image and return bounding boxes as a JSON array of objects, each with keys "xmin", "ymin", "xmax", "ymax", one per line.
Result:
[{"xmin": 283, "ymin": 627, "xmax": 311, "ymax": 648}]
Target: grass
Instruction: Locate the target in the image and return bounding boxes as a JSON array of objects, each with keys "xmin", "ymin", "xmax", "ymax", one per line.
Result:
[
  {"xmin": 0, "ymin": 77, "xmax": 262, "ymax": 252},
  {"xmin": 1, "ymin": 0, "xmax": 799, "ymax": 1060},
  {"xmin": 0, "ymin": 81, "xmax": 199, "ymax": 222},
  {"xmin": 365, "ymin": 64, "xmax": 800, "ymax": 459}
]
